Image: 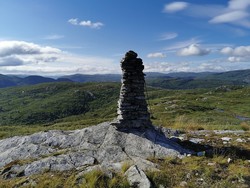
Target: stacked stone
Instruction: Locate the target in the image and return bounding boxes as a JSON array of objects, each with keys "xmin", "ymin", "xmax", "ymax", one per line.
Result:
[{"xmin": 115, "ymin": 51, "xmax": 152, "ymax": 129}]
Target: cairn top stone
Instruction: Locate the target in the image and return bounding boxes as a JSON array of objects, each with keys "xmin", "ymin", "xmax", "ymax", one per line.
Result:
[{"xmin": 124, "ymin": 50, "xmax": 138, "ymax": 60}]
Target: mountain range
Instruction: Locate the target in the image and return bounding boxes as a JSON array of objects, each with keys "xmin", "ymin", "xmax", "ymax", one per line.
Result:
[{"xmin": 0, "ymin": 69, "xmax": 249, "ymax": 89}]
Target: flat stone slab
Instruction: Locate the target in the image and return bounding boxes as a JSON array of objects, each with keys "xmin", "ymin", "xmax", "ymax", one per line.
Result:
[{"xmin": 0, "ymin": 122, "xmax": 192, "ymax": 179}]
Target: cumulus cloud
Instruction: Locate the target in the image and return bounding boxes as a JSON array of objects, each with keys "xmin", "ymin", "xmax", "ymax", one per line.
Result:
[
  {"xmin": 228, "ymin": 56, "xmax": 244, "ymax": 62},
  {"xmin": 144, "ymin": 61, "xmax": 188, "ymax": 73},
  {"xmin": 147, "ymin": 52, "xmax": 166, "ymax": 58},
  {"xmin": 0, "ymin": 40, "xmax": 117, "ymax": 75},
  {"xmin": 0, "ymin": 41, "xmax": 61, "ymax": 57},
  {"xmin": 233, "ymin": 46, "xmax": 250, "ymax": 56},
  {"xmin": 144, "ymin": 61, "xmax": 226, "ymax": 73},
  {"xmin": 0, "ymin": 56, "xmax": 24, "ymax": 66},
  {"xmin": 159, "ymin": 32, "xmax": 178, "ymax": 40},
  {"xmin": 164, "ymin": 2, "xmax": 189, "ymax": 13},
  {"xmin": 197, "ymin": 63, "xmax": 226, "ymax": 72},
  {"xmin": 220, "ymin": 46, "xmax": 250, "ymax": 56},
  {"xmin": 68, "ymin": 18, "xmax": 104, "ymax": 29},
  {"xmin": 145, "ymin": 55, "xmax": 249, "ymax": 73},
  {"xmin": 220, "ymin": 47, "xmax": 234, "ymax": 55},
  {"xmin": 177, "ymin": 44, "xmax": 210, "ymax": 56},
  {"xmin": 220, "ymin": 45, "xmax": 250, "ymax": 62},
  {"xmin": 1, "ymin": 53, "xmax": 118, "ymax": 76},
  {"xmin": 0, "ymin": 41, "xmax": 62, "ymax": 69}
]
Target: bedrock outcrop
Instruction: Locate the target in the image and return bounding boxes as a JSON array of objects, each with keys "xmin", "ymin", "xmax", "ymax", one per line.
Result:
[{"xmin": 0, "ymin": 122, "xmax": 192, "ymax": 180}]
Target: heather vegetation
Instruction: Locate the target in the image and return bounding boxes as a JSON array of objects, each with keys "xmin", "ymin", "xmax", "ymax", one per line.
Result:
[
  {"xmin": 0, "ymin": 82, "xmax": 249, "ymax": 139},
  {"xmin": 148, "ymin": 85, "xmax": 250, "ymax": 131},
  {"xmin": 0, "ymin": 82, "xmax": 119, "ymax": 133}
]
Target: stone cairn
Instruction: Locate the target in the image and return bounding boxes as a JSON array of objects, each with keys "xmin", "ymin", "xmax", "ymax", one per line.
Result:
[{"xmin": 113, "ymin": 51, "xmax": 152, "ymax": 129}]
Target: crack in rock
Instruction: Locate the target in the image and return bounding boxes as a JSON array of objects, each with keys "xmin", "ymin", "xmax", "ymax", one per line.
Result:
[{"xmin": 125, "ymin": 165, "xmax": 151, "ymax": 188}]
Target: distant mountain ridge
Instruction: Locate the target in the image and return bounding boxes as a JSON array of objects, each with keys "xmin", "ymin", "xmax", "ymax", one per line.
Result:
[
  {"xmin": 0, "ymin": 75, "xmax": 72, "ymax": 88},
  {"xmin": 206, "ymin": 69, "xmax": 250, "ymax": 83},
  {"xmin": 146, "ymin": 69, "xmax": 250, "ymax": 89},
  {"xmin": 0, "ymin": 69, "xmax": 249, "ymax": 89},
  {"xmin": 61, "ymin": 74, "xmax": 121, "ymax": 83},
  {"xmin": 0, "ymin": 74, "xmax": 20, "ymax": 88}
]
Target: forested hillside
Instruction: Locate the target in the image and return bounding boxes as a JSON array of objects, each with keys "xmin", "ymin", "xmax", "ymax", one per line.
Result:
[
  {"xmin": 0, "ymin": 82, "xmax": 249, "ymax": 139},
  {"xmin": 0, "ymin": 82, "xmax": 120, "ymax": 125}
]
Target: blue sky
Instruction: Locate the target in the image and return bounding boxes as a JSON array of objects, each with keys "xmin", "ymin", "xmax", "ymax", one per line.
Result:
[{"xmin": 0, "ymin": 0, "xmax": 250, "ymax": 76}]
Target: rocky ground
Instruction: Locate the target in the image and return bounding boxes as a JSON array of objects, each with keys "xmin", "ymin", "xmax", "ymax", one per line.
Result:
[
  {"xmin": 0, "ymin": 122, "xmax": 249, "ymax": 187},
  {"xmin": 0, "ymin": 122, "xmax": 193, "ymax": 187}
]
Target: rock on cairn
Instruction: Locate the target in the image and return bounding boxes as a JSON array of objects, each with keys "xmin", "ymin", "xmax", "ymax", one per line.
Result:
[{"xmin": 114, "ymin": 50, "xmax": 152, "ymax": 129}]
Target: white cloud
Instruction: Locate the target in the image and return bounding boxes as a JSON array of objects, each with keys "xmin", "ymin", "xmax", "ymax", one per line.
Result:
[
  {"xmin": 164, "ymin": 2, "xmax": 189, "ymax": 13},
  {"xmin": 68, "ymin": 18, "xmax": 78, "ymax": 25},
  {"xmin": 0, "ymin": 41, "xmax": 117, "ymax": 75},
  {"xmin": 163, "ymin": 1, "xmax": 250, "ymax": 29},
  {"xmin": 147, "ymin": 52, "xmax": 166, "ymax": 58},
  {"xmin": 44, "ymin": 34, "xmax": 64, "ymax": 40},
  {"xmin": 197, "ymin": 63, "xmax": 226, "ymax": 72},
  {"xmin": 228, "ymin": 56, "xmax": 244, "ymax": 62},
  {"xmin": 220, "ymin": 45, "xmax": 250, "ymax": 62},
  {"xmin": 0, "ymin": 41, "xmax": 61, "ymax": 57},
  {"xmin": 209, "ymin": 0, "xmax": 250, "ymax": 28},
  {"xmin": 220, "ymin": 47, "xmax": 234, "ymax": 55},
  {"xmin": 79, "ymin": 20, "xmax": 104, "ymax": 29},
  {"xmin": 144, "ymin": 61, "xmax": 188, "ymax": 73},
  {"xmin": 0, "ymin": 41, "xmax": 63, "ymax": 67},
  {"xmin": 228, "ymin": 0, "xmax": 250, "ymax": 10},
  {"xmin": 0, "ymin": 56, "xmax": 24, "ymax": 66},
  {"xmin": 164, "ymin": 37, "xmax": 201, "ymax": 51},
  {"xmin": 220, "ymin": 46, "xmax": 250, "ymax": 56},
  {"xmin": 234, "ymin": 46, "xmax": 250, "ymax": 56},
  {"xmin": 144, "ymin": 61, "xmax": 226, "ymax": 73},
  {"xmin": 210, "ymin": 11, "xmax": 249, "ymax": 24},
  {"xmin": 159, "ymin": 32, "xmax": 178, "ymax": 40},
  {"xmin": 145, "ymin": 54, "xmax": 250, "ymax": 73},
  {"xmin": 177, "ymin": 44, "xmax": 210, "ymax": 56},
  {"xmin": 68, "ymin": 18, "xmax": 104, "ymax": 29}
]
